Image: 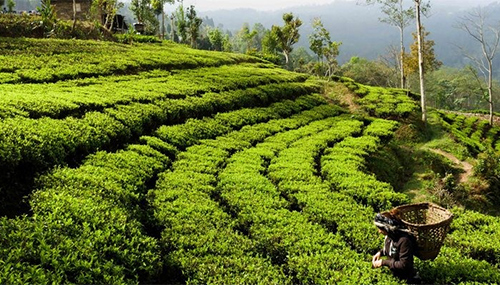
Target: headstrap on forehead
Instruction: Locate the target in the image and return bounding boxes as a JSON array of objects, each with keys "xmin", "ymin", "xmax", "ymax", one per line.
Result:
[{"xmin": 374, "ymin": 213, "xmax": 407, "ymax": 234}]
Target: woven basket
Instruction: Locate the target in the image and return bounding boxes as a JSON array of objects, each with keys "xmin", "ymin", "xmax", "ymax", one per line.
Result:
[{"xmin": 389, "ymin": 202, "xmax": 453, "ymax": 260}]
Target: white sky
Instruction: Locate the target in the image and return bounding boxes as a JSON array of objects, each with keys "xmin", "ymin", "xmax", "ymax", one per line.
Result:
[
  {"xmin": 179, "ymin": 0, "xmax": 343, "ymax": 11},
  {"xmin": 175, "ymin": 0, "xmax": 494, "ymax": 12}
]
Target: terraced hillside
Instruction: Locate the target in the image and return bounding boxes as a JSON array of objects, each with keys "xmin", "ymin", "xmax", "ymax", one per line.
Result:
[{"xmin": 0, "ymin": 38, "xmax": 499, "ymax": 284}]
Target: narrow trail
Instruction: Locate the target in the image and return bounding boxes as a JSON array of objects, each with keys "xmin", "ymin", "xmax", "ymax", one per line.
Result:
[{"xmin": 428, "ymin": 148, "xmax": 474, "ymax": 183}]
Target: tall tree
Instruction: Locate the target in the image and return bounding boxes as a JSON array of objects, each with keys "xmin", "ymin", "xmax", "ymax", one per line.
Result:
[
  {"xmin": 252, "ymin": 23, "xmax": 267, "ymax": 51},
  {"xmin": 262, "ymin": 28, "xmax": 280, "ymax": 55},
  {"xmin": 308, "ymin": 17, "xmax": 341, "ymax": 77},
  {"xmin": 233, "ymin": 23, "xmax": 263, "ymax": 53},
  {"xmin": 186, "ymin": 5, "xmax": 202, "ymax": 48},
  {"xmin": 207, "ymin": 27, "xmax": 223, "ymax": 51},
  {"xmin": 222, "ymin": 34, "xmax": 232, "ymax": 52},
  {"xmin": 174, "ymin": 3, "xmax": 187, "ymax": 43},
  {"xmin": 7, "ymin": 0, "xmax": 14, "ymax": 12},
  {"xmin": 130, "ymin": 0, "xmax": 158, "ymax": 34},
  {"xmin": 457, "ymin": 7, "xmax": 500, "ymax": 125},
  {"xmin": 414, "ymin": 0, "xmax": 427, "ymax": 123},
  {"xmin": 404, "ymin": 28, "xmax": 442, "ymax": 77},
  {"xmin": 238, "ymin": 23, "xmax": 257, "ymax": 53},
  {"xmin": 272, "ymin": 13, "xmax": 302, "ymax": 68},
  {"xmin": 365, "ymin": 0, "xmax": 414, "ymax": 89},
  {"xmin": 309, "ymin": 17, "xmax": 330, "ymax": 62},
  {"xmin": 151, "ymin": 0, "xmax": 176, "ymax": 39}
]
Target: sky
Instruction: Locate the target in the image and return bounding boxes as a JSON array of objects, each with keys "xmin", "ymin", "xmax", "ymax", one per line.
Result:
[
  {"xmin": 176, "ymin": 0, "xmax": 496, "ymax": 12},
  {"xmin": 179, "ymin": 0, "xmax": 346, "ymax": 11}
]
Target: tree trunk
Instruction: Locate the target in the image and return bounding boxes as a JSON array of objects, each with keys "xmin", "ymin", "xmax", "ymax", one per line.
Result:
[
  {"xmin": 398, "ymin": 26, "xmax": 406, "ymax": 89},
  {"xmin": 415, "ymin": 0, "xmax": 426, "ymax": 123},
  {"xmin": 283, "ymin": 51, "xmax": 290, "ymax": 68},
  {"xmin": 72, "ymin": 0, "xmax": 77, "ymax": 33},
  {"xmin": 488, "ymin": 60, "xmax": 494, "ymax": 125},
  {"xmin": 399, "ymin": 0, "xmax": 407, "ymax": 89},
  {"xmin": 161, "ymin": 9, "xmax": 165, "ymax": 40},
  {"xmin": 170, "ymin": 15, "xmax": 175, "ymax": 42}
]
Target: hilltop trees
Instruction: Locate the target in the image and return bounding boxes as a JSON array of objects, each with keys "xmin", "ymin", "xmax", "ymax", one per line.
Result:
[
  {"xmin": 186, "ymin": 5, "xmax": 202, "ymax": 47},
  {"xmin": 130, "ymin": 0, "xmax": 159, "ymax": 34},
  {"xmin": 404, "ymin": 28, "xmax": 442, "ymax": 80},
  {"xmin": 151, "ymin": 0, "xmax": 177, "ymax": 39},
  {"xmin": 364, "ymin": 0, "xmax": 414, "ymax": 88},
  {"xmin": 207, "ymin": 27, "xmax": 223, "ymax": 51},
  {"xmin": 457, "ymin": 7, "xmax": 500, "ymax": 125},
  {"xmin": 363, "ymin": 0, "xmax": 432, "ymax": 122},
  {"xmin": 309, "ymin": 17, "xmax": 342, "ymax": 77},
  {"xmin": 233, "ymin": 23, "xmax": 258, "ymax": 53},
  {"xmin": 271, "ymin": 13, "xmax": 302, "ymax": 68}
]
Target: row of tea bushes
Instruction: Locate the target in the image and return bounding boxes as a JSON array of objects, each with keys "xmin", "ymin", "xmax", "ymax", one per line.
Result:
[
  {"xmin": 267, "ymin": 118, "xmax": 400, "ymax": 254},
  {"xmin": 321, "ymin": 134, "xmax": 409, "ymax": 212},
  {"xmin": 0, "ymin": 64, "xmax": 307, "ymax": 120},
  {"xmin": 0, "ymin": 82, "xmax": 319, "ymax": 193},
  {"xmin": 0, "ymin": 96, "xmax": 336, "ymax": 283},
  {"xmin": 436, "ymin": 110, "xmax": 500, "ymax": 153},
  {"xmin": 0, "ymin": 38, "xmax": 258, "ymax": 84},
  {"xmin": 150, "ymin": 106, "xmax": 351, "ymax": 283},
  {"xmin": 0, "ymin": 145, "xmax": 168, "ymax": 284},
  {"xmin": 447, "ymin": 208, "xmax": 500, "ymax": 266},
  {"xmin": 217, "ymin": 133, "xmax": 399, "ymax": 284},
  {"xmin": 333, "ymin": 76, "xmax": 419, "ymax": 119}
]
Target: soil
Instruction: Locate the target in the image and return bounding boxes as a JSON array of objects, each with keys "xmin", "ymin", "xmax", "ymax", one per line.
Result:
[{"xmin": 428, "ymin": 148, "xmax": 474, "ymax": 183}]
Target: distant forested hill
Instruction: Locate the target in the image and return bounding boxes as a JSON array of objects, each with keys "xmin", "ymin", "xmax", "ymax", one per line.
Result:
[{"xmin": 199, "ymin": 0, "xmax": 500, "ymax": 69}]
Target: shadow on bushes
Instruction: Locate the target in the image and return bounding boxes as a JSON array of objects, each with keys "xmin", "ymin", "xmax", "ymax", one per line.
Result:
[{"xmin": 0, "ymin": 14, "xmax": 114, "ymax": 40}]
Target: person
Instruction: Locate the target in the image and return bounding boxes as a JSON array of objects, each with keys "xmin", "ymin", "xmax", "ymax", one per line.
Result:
[{"xmin": 372, "ymin": 213, "xmax": 420, "ymax": 283}]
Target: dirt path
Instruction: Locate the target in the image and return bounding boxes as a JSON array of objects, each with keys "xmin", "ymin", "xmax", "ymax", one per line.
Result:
[{"xmin": 428, "ymin": 148, "xmax": 474, "ymax": 183}]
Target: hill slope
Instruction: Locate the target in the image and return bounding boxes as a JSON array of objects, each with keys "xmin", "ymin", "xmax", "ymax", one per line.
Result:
[{"xmin": 0, "ymin": 38, "xmax": 499, "ymax": 284}]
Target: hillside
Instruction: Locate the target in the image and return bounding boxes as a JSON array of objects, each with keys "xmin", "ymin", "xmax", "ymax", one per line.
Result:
[
  {"xmin": 0, "ymin": 37, "xmax": 499, "ymax": 284},
  {"xmin": 198, "ymin": 0, "xmax": 500, "ymax": 69}
]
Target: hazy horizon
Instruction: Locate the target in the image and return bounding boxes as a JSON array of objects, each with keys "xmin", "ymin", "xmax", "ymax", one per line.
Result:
[{"xmin": 178, "ymin": 0, "xmax": 498, "ymax": 12}]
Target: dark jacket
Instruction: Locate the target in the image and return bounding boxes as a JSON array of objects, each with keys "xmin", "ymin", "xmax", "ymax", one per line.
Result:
[{"xmin": 379, "ymin": 233, "xmax": 416, "ymax": 280}]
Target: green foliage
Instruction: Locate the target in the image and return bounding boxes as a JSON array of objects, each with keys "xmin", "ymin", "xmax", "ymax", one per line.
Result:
[
  {"xmin": 207, "ymin": 27, "xmax": 223, "ymax": 51},
  {"xmin": 0, "ymin": 146, "xmax": 169, "ymax": 283},
  {"xmin": 404, "ymin": 28, "xmax": 442, "ymax": 77},
  {"xmin": 115, "ymin": 33, "xmax": 162, "ymax": 43},
  {"xmin": 129, "ymin": 0, "xmax": 158, "ymax": 34},
  {"xmin": 2, "ymin": 38, "xmax": 500, "ymax": 284},
  {"xmin": 425, "ymin": 66, "xmax": 492, "ymax": 111},
  {"xmin": 435, "ymin": 111, "xmax": 490, "ymax": 156},
  {"xmin": 448, "ymin": 208, "xmax": 500, "ymax": 266},
  {"xmin": 308, "ymin": 17, "xmax": 341, "ymax": 77},
  {"xmin": 271, "ymin": 12, "xmax": 302, "ymax": 66},
  {"xmin": 340, "ymin": 56, "xmax": 399, "ymax": 87},
  {"xmin": 335, "ymin": 77, "xmax": 419, "ymax": 119},
  {"xmin": 186, "ymin": 5, "xmax": 202, "ymax": 48}
]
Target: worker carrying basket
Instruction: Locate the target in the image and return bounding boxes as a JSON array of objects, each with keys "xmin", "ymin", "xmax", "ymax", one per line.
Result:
[
  {"xmin": 372, "ymin": 202, "xmax": 453, "ymax": 283},
  {"xmin": 388, "ymin": 202, "xmax": 453, "ymax": 260}
]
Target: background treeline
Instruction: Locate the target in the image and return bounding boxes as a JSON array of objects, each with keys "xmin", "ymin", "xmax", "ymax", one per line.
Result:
[{"xmin": 2, "ymin": 0, "xmax": 500, "ymax": 113}]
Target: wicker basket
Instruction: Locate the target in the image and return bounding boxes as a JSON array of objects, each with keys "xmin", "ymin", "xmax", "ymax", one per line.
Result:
[{"xmin": 389, "ymin": 202, "xmax": 453, "ymax": 260}]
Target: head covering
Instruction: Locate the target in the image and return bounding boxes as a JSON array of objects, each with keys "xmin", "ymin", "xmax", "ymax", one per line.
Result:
[{"xmin": 374, "ymin": 213, "xmax": 408, "ymax": 235}]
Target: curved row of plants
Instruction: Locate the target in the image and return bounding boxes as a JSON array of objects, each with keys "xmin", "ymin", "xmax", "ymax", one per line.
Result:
[
  {"xmin": 436, "ymin": 110, "xmax": 500, "ymax": 154},
  {"xmin": 151, "ymin": 107, "xmax": 500, "ymax": 283},
  {"xmin": 0, "ymin": 77, "xmax": 320, "ymax": 214},
  {"xmin": 215, "ymin": 119, "xmax": 400, "ymax": 284},
  {"xmin": 0, "ymin": 37, "xmax": 258, "ymax": 84},
  {"xmin": 150, "ymin": 111, "xmax": 399, "ymax": 284},
  {"xmin": 151, "ymin": 107, "xmax": 345, "ymax": 280},
  {"xmin": 268, "ymin": 118, "xmax": 404, "ymax": 254},
  {"xmin": 333, "ymin": 76, "xmax": 419, "ymax": 119},
  {"xmin": 0, "ymin": 96, "xmax": 335, "ymax": 284},
  {"xmin": 0, "ymin": 64, "xmax": 307, "ymax": 119}
]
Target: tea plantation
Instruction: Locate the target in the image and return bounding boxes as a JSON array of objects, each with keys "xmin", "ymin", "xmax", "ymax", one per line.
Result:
[{"xmin": 0, "ymin": 38, "xmax": 499, "ymax": 284}]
